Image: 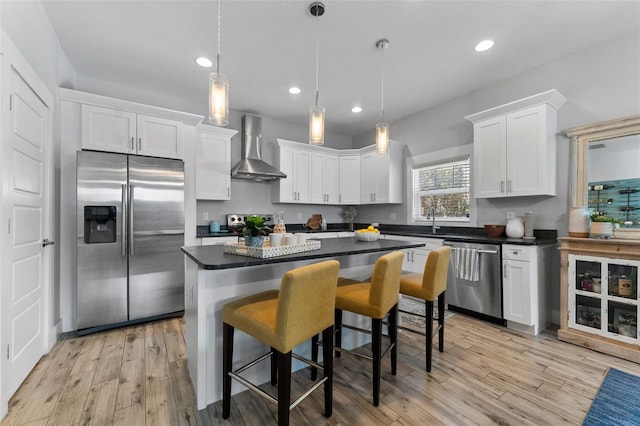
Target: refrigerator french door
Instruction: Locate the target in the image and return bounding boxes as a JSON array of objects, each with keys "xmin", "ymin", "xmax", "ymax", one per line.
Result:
[{"xmin": 77, "ymin": 150, "xmax": 185, "ymax": 330}]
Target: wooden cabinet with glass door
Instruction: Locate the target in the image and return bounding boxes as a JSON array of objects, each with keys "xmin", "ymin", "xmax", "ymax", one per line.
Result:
[{"xmin": 559, "ymin": 237, "xmax": 640, "ymax": 362}]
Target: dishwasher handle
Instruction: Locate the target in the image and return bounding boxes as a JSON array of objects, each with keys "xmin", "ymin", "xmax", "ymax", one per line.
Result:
[{"xmin": 447, "ymin": 246, "xmax": 499, "ymax": 255}]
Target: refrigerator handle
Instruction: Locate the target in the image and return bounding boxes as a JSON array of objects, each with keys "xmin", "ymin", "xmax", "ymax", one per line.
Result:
[
  {"xmin": 121, "ymin": 184, "xmax": 127, "ymax": 257},
  {"xmin": 129, "ymin": 184, "xmax": 135, "ymax": 256}
]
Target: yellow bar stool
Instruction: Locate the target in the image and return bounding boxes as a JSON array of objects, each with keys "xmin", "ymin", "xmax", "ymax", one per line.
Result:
[
  {"xmin": 222, "ymin": 260, "xmax": 340, "ymax": 426},
  {"xmin": 398, "ymin": 246, "xmax": 452, "ymax": 372},
  {"xmin": 313, "ymin": 251, "xmax": 404, "ymax": 407}
]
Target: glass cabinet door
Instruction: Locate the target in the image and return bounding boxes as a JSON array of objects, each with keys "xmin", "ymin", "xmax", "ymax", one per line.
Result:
[
  {"xmin": 606, "ymin": 262, "xmax": 638, "ymax": 340},
  {"xmin": 569, "ymin": 255, "xmax": 639, "ymax": 343}
]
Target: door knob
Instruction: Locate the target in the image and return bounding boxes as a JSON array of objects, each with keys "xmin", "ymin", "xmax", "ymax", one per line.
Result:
[{"xmin": 42, "ymin": 238, "xmax": 55, "ymax": 247}]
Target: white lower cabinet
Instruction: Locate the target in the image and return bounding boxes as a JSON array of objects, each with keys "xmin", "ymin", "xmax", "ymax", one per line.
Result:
[
  {"xmin": 502, "ymin": 244, "xmax": 553, "ymax": 335},
  {"xmin": 383, "ymin": 235, "xmax": 444, "ymax": 272}
]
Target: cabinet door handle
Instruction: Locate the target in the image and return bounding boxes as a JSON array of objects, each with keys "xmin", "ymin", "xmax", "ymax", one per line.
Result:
[
  {"xmin": 137, "ymin": 137, "xmax": 142, "ymax": 151},
  {"xmin": 501, "ymin": 180, "xmax": 505, "ymax": 193},
  {"xmin": 503, "ymin": 264, "xmax": 508, "ymax": 279},
  {"xmin": 339, "ymin": 194, "xmax": 342, "ymax": 203},
  {"xmin": 507, "ymin": 180, "xmax": 512, "ymax": 193},
  {"xmin": 227, "ymin": 187, "xmax": 230, "ymax": 197}
]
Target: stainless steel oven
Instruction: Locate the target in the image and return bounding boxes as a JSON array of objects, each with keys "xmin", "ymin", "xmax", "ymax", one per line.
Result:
[{"xmin": 444, "ymin": 241, "xmax": 505, "ymax": 325}]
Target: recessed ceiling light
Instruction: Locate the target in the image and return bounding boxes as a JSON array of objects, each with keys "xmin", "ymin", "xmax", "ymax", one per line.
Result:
[
  {"xmin": 289, "ymin": 87, "xmax": 301, "ymax": 95},
  {"xmin": 195, "ymin": 56, "xmax": 213, "ymax": 67},
  {"xmin": 352, "ymin": 106, "xmax": 362, "ymax": 113},
  {"xmin": 474, "ymin": 40, "xmax": 494, "ymax": 52}
]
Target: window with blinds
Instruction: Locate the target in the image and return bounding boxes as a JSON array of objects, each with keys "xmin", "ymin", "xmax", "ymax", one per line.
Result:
[{"xmin": 411, "ymin": 157, "xmax": 470, "ymax": 222}]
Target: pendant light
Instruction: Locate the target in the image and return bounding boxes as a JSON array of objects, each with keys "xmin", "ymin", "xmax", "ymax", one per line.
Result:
[
  {"xmin": 309, "ymin": 2, "xmax": 325, "ymax": 145},
  {"xmin": 375, "ymin": 39, "xmax": 389, "ymax": 154},
  {"xmin": 209, "ymin": 0, "xmax": 229, "ymax": 126}
]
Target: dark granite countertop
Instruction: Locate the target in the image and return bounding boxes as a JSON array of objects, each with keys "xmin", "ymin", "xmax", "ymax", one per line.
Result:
[
  {"xmin": 196, "ymin": 224, "xmax": 557, "ymax": 246},
  {"xmin": 182, "ymin": 237, "xmax": 426, "ymax": 270}
]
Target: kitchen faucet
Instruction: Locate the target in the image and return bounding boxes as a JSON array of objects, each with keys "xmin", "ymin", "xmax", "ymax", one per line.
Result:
[{"xmin": 429, "ymin": 206, "xmax": 440, "ymax": 233}]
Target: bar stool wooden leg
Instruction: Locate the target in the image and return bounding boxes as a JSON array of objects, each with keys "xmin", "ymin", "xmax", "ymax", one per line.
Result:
[
  {"xmin": 322, "ymin": 326, "xmax": 333, "ymax": 417},
  {"xmin": 389, "ymin": 304, "xmax": 398, "ymax": 376},
  {"xmin": 222, "ymin": 323, "xmax": 234, "ymax": 419},
  {"xmin": 438, "ymin": 292, "xmax": 445, "ymax": 352},
  {"xmin": 310, "ymin": 334, "xmax": 319, "ymax": 381},
  {"xmin": 334, "ymin": 309, "xmax": 342, "ymax": 358},
  {"xmin": 425, "ymin": 300, "xmax": 434, "ymax": 372},
  {"xmin": 271, "ymin": 347, "xmax": 278, "ymax": 386},
  {"xmin": 277, "ymin": 351, "xmax": 292, "ymax": 426},
  {"xmin": 372, "ymin": 318, "xmax": 382, "ymax": 407}
]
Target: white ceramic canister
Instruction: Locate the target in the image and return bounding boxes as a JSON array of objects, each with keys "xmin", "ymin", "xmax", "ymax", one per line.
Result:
[
  {"xmin": 506, "ymin": 217, "xmax": 525, "ymax": 238},
  {"xmin": 569, "ymin": 206, "xmax": 590, "ymax": 238}
]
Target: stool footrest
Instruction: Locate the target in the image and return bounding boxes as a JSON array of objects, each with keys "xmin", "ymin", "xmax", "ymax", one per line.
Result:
[
  {"xmin": 228, "ymin": 351, "xmax": 329, "ymax": 411},
  {"xmin": 398, "ymin": 322, "xmax": 443, "ymax": 338},
  {"xmin": 333, "ymin": 342, "xmax": 395, "ymax": 362}
]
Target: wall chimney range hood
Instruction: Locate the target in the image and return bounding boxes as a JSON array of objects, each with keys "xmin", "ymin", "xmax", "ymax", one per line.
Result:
[{"xmin": 231, "ymin": 114, "xmax": 287, "ymax": 181}]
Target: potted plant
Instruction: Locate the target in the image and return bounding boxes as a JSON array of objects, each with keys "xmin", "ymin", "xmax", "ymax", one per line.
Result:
[
  {"xmin": 343, "ymin": 206, "xmax": 358, "ymax": 231},
  {"xmin": 589, "ymin": 213, "xmax": 618, "ymax": 239},
  {"xmin": 243, "ymin": 215, "xmax": 272, "ymax": 247}
]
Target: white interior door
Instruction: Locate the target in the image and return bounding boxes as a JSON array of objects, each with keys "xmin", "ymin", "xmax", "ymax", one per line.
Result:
[{"xmin": 1, "ymin": 64, "xmax": 51, "ymax": 402}]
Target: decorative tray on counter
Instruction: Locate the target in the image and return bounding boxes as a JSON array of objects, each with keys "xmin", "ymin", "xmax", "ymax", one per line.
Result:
[{"xmin": 223, "ymin": 240, "xmax": 321, "ymax": 258}]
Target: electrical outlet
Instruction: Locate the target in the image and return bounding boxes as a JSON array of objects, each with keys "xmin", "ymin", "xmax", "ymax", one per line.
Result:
[
  {"xmin": 297, "ymin": 212, "xmax": 302, "ymax": 220},
  {"xmin": 203, "ymin": 212, "xmax": 209, "ymax": 220},
  {"xmin": 390, "ymin": 212, "xmax": 397, "ymax": 220},
  {"xmin": 506, "ymin": 211, "xmax": 515, "ymax": 219}
]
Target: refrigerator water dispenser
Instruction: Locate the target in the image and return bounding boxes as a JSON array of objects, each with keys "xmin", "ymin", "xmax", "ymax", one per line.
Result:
[{"xmin": 84, "ymin": 206, "xmax": 117, "ymax": 244}]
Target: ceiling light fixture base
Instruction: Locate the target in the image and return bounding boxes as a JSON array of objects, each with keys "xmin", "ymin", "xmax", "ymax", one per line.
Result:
[
  {"xmin": 309, "ymin": 2, "xmax": 325, "ymax": 17},
  {"xmin": 376, "ymin": 39, "xmax": 389, "ymax": 50}
]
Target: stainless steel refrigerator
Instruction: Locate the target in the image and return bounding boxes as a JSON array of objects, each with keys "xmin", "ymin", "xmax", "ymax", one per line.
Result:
[{"xmin": 77, "ymin": 150, "xmax": 185, "ymax": 331}]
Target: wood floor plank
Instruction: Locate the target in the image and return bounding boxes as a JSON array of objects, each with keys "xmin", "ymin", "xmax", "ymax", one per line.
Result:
[
  {"xmin": 46, "ymin": 372, "xmax": 95, "ymax": 426},
  {"xmin": 163, "ymin": 318, "xmax": 186, "ymax": 363},
  {"xmin": 145, "ymin": 375, "xmax": 178, "ymax": 426},
  {"xmin": 115, "ymin": 358, "xmax": 145, "ymax": 411},
  {"xmin": 81, "ymin": 377, "xmax": 119, "ymax": 426},
  {"xmin": 145, "ymin": 322, "xmax": 170, "ymax": 379},
  {"xmin": 122, "ymin": 325, "xmax": 146, "ymax": 363},
  {"xmin": 93, "ymin": 330, "xmax": 125, "ymax": 385},
  {"xmin": 112, "ymin": 402, "xmax": 145, "ymax": 425}
]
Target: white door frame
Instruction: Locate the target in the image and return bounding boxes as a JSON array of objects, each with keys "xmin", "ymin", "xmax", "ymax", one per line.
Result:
[{"xmin": 0, "ymin": 30, "xmax": 56, "ymax": 420}]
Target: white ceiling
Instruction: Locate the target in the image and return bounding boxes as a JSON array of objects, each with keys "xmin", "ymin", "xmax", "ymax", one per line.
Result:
[{"xmin": 41, "ymin": 0, "xmax": 640, "ymax": 137}]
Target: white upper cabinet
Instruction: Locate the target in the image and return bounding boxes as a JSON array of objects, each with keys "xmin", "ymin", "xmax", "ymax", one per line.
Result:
[
  {"xmin": 273, "ymin": 139, "xmax": 403, "ymax": 205},
  {"xmin": 360, "ymin": 141, "xmax": 403, "ymax": 204},
  {"xmin": 195, "ymin": 124, "xmax": 238, "ymax": 200},
  {"xmin": 272, "ymin": 140, "xmax": 312, "ymax": 203},
  {"xmin": 338, "ymin": 153, "xmax": 360, "ymax": 204},
  {"xmin": 82, "ymin": 104, "xmax": 184, "ymax": 159},
  {"xmin": 466, "ymin": 89, "xmax": 566, "ymax": 198},
  {"xmin": 311, "ymin": 152, "xmax": 339, "ymax": 204}
]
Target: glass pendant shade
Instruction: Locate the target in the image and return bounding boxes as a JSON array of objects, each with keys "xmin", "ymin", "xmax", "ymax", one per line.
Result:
[
  {"xmin": 209, "ymin": 72, "xmax": 229, "ymax": 126},
  {"xmin": 376, "ymin": 122, "xmax": 389, "ymax": 154},
  {"xmin": 309, "ymin": 104, "xmax": 325, "ymax": 145}
]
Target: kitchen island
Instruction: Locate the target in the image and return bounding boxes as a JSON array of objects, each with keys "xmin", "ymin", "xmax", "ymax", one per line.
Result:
[{"xmin": 182, "ymin": 237, "xmax": 425, "ymax": 409}]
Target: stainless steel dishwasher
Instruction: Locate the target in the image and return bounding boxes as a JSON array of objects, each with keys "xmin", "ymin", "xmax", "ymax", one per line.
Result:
[{"xmin": 444, "ymin": 241, "xmax": 505, "ymax": 325}]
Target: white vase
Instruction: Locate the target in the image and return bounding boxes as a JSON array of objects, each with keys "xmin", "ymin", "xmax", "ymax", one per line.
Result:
[
  {"xmin": 569, "ymin": 206, "xmax": 590, "ymax": 238},
  {"xmin": 506, "ymin": 218, "xmax": 524, "ymax": 238}
]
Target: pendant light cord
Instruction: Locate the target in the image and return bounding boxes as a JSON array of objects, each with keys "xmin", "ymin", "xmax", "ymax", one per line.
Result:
[
  {"xmin": 216, "ymin": 0, "xmax": 221, "ymax": 74},
  {"xmin": 314, "ymin": 9, "xmax": 320, "ymax": 106},
  {"xmin": 380, "ymin": 45, "xmax": 385, "ymax": 123}
]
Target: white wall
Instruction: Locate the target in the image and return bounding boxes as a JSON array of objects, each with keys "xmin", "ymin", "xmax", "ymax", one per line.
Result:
[{"xmin": 353, "ymin": 30, "xmax": 640, "ymax": 234}]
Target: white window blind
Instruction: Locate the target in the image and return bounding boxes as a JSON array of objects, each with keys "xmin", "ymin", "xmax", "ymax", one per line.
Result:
[{"xmin": 412, "ymin": 157, "xmax": 470, "ymax": 222}]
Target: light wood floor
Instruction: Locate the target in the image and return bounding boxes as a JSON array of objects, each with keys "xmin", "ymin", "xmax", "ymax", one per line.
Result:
[{"xmin": 3, "ymin": 313, "xmax": 640, "ymax": 425}]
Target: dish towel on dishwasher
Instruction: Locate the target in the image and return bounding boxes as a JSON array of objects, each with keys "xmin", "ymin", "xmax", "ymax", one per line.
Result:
[{"xmin": 454, "ymin": 247, "xmax": 480, "ymax": 281}]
